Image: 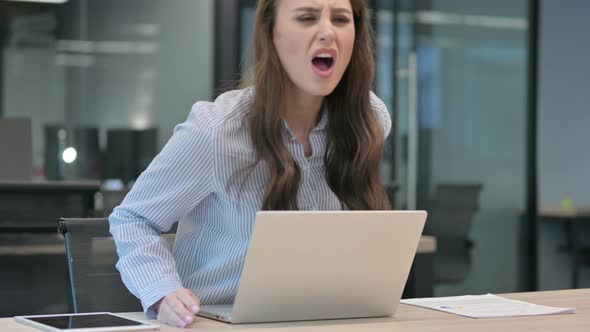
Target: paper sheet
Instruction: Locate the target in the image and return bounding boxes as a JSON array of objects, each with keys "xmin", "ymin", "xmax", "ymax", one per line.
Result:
[{"xmin": 401, "ymin": 293, "xmax": 575, "ymax": 318}]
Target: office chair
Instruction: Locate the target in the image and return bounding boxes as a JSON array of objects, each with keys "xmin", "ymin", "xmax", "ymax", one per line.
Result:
[
  {"xmin": 424, "ymin": 183, "xmax": 483, "ymax": 284},
  {"xmin": 58, "ymin": 218, "xmax": 176, "ymax": 313}
]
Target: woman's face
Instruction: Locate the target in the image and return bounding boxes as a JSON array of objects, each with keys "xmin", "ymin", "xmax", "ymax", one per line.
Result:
[{"xmin": 273, "ymin": 0, "xmax": 356, "ymax": 97}]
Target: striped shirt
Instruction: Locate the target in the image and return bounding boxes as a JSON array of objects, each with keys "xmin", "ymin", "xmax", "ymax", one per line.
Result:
[{"xmin": 108, "ymin": 87, "xmax": 391, "ymax": 316}]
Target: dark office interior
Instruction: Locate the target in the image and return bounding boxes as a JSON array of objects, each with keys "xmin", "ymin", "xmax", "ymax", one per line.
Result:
[{"xmin": 0, "ymin": 0, "xmax": 589, "ymax": 320}]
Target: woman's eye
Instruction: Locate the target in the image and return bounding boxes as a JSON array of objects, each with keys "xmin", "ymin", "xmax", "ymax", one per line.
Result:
[
  {"xmin": 333, "ymin": 16, "xmax": 351, "ymax": 24},
  {"xmin": 297, "ymin": 16, "xmax": 316, "ymax": 23}
]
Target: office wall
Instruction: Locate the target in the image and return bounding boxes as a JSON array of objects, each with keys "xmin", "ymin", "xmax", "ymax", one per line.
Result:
[
  {"xmin": 66, "ymin": 0, "xmax": 214, "ymax": 149},
  {"xmin": 538, "ymin": 0, "xmax": 590, "ymax": 289},
  {"xmin": 538, "ymin": 0, "xmax": 590, "ymax": 208},
  {"xmin": 2, "ymin": 48, "xmax": 67, "ymax": 171},
  {"xmin": 2, "ymin": 0, "xmax": 214, "ymax": 169}
]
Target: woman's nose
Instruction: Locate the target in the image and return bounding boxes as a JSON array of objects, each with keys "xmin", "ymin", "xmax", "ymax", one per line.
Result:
[{"xmin": 317, "ymin": 18, "xmax": 336, "ymax": 43}]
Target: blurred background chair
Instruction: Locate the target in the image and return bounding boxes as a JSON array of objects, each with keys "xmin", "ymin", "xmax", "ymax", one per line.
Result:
[
  {"xmin": 424, "ymin": 183, "xmax": 483, "ymax": 285},
  {"xmin": 58, "ymin": 218, "xmax": 176, "ymax": 313}
]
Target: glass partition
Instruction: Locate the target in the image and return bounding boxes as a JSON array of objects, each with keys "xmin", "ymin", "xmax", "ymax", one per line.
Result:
[
  {"xmin": 373, "ymin": 0, "xmax": 530, "ymax": 296},
  {"xmin": 1, "ymin": 0, "xmax": 214, "ymax": 183}
]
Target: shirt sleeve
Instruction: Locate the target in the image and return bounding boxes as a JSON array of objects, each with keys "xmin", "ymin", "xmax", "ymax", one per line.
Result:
[
  {"xmin": 108, "ymin": 101, "xmax": 217, "ymax": 317},
  {"xmin": 369, "ymin": 91, "xmax": 392, "ymax": 139}
]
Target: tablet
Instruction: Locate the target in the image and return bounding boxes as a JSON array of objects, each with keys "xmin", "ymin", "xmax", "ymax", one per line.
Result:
[{"xmin": 14, "ymin": 312, "xmax": 159, "ymax": 332}]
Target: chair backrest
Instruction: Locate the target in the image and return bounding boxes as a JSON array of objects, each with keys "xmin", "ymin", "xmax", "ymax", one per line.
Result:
[
  {"xmin": 423, "ymin": 183, "xmax": 483, "ymax": 284},
  {"xmin": 58, "ymin": 218, "xmax": 176, "ymax": 313},
  {"xmin": 424, "ymin": 184, "xmax": 483, "ymax": 238}
]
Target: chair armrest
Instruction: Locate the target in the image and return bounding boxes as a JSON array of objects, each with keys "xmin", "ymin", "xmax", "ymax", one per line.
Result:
[{"xmin": 58, "ymin": 218, "xmax": 69, "ymax": 235}]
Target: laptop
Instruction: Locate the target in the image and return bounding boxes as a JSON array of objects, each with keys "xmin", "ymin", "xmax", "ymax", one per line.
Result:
[{"xmin": 197, "ymin": 210, "xmax": 427, "ymax": 324}]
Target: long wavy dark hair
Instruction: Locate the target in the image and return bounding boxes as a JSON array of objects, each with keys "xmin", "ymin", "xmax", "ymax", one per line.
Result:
[{"xmin": 247, "ymin": 0, "xmax": 390, "ymax": 210}]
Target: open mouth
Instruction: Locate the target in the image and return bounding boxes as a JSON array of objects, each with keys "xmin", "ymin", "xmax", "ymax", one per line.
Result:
[{"xmin": 312, "ymin": 54, "xmax": 335, "ymax": 72}]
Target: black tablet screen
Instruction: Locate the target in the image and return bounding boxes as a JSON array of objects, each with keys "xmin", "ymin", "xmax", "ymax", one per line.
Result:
[{"xmin": 27, "ymin": 314, "xmax": 144, "ymax": 329}]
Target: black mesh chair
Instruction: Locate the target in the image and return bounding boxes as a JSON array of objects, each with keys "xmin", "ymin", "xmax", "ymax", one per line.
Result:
[
  {"xmin": 58, "ymin": 218, "xmax": 176, "ymax": 313},
  {"xmin": 424, "ymin": 184, "xmax": 483, "ymax": 284}
]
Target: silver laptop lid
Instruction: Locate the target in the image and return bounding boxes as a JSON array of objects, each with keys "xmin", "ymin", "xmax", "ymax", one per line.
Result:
[{"xmin": 229, "ymin": 210, "xmax": 427, "ymax": 323}]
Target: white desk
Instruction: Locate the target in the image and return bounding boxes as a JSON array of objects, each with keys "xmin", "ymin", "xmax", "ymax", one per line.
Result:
[
  {"xmin": 2, "ymin": 289, "xmax": 588, "ymax": 331},
  {"xmin": 539, "ymin": 207, "xmax": 590, "ymax": 219},
  {"xmin": 417, "ymin": 235, "xmax": 436, "ymax": 254}
]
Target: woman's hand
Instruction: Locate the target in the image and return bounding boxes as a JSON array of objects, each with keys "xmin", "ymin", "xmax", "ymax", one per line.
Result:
[{"xmin": 154, "ymin": 288, "xmax": 201, "ymax": 328}]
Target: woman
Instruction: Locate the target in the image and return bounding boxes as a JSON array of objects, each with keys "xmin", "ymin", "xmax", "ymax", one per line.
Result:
[{"xmin": 109, "ymin": 0, "xmax": 391, "ymax": 328}]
